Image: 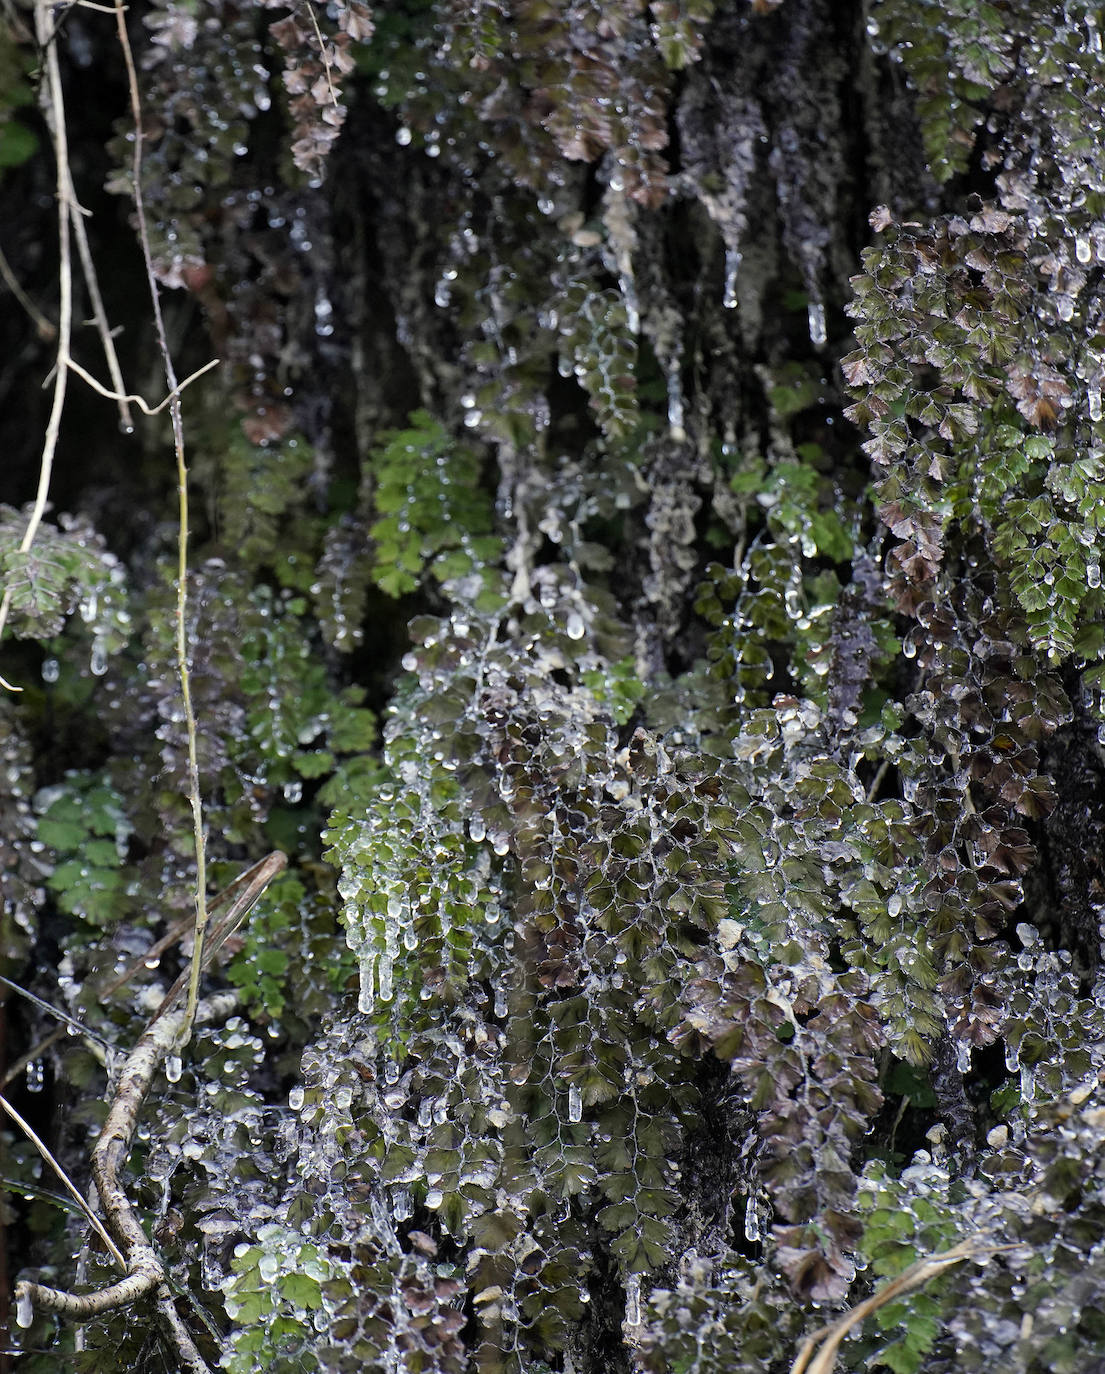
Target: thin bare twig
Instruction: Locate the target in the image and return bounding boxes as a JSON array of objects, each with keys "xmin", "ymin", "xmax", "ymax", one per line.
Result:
[
  {"xmin": 0, "ymin": 974, "xmax": 111, "ymax": 1054},
  {"xmin": 305, "ymin": 0, "xmax": 339, "ymax": 106},
  {"xmin": 111, "ymin": 0, "xmax": 209, "ymax": 1047},
  {"xmin": 12, "ymin": 853, "xmax": 284, "ymax": 1365},
  {"xmin": 66, "ymin": 355, "xmax": 219, "ymax": 416},
  {"xmin": 0, "ymin": 1094, "xmax": 125, "ymax": 1266},
  {"xmin": 789, "ymin": 1237, "xmax": 1008, "ymax": 1374},
  {"xmin": 15, "ymin": 990, "xmax": 237, "ymax": 1368},
  {"xmin": 0, "ymin": 239, "xmax": 55, "ymax": 340},
  {"xmin": 0, "ymin": 0, "xmax": 77, "ymax": 692},
  {"xmin": 66, "ymin": 180, "xmax": 132, "ymax": 430},
  {"xmin": 2, "ymin": 851, "xmax": 284, "ymax": 1089}
]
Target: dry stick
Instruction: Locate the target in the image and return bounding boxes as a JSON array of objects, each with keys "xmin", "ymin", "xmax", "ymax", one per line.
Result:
[
  {"xmin": 64, "ymin": 176, "xmax": 132, "ymax": 431},
  {"xmin": 111, "ymin": 0, "xmax": 209, "ymax": 1046},
  {"xmin": 14, "ymin": 990, "xmax": 237, "ymax": 1370},
  {"xmin": 66, "ymin": 356, "xmax": 219, "ymax": 417},
  {"xmin": 0, "ymin": 0, "xmax": 77, "ymax": 693},
  {"xmin": 11, "ymin": 853, "xmax": 284, "ymax": 1366},
  {"xmin": 142, "ymin": 851, "xmax": 286, "ymax": 1030},
  {"xmin": 0, "ymin": 1094, "xmax": 124, "ymax": 1267},
  {"xmin": 2, "ymin": 851, "xmax": 283, "ymax": 1089},
  {"xmin": 788, "ymin": 1236, "xmax": 1006, "ymax": 1374},
  {"xmin": 0, "ymin": 239, "xmax": 55, "ymax": 340}
]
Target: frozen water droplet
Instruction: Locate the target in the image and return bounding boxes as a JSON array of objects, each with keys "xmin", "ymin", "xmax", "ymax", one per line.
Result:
[
  {"xmin": 1088, "ymin": 562, "xmax": 1101, "ymax": 589},
  {"xmin": 955, "ymin": 1040, "xmax": 971, "ymax": 1074},
  {"xmin": 667, "ymin": 368, "xmax": 686, "ymax": 441},
  {"xmin": 567, "ymin": 1082, "xmax": 582, "ymax": 1123},
  {"xmin": 807, "ymin": 300, "xmax": 827, "ymax": 347},
  {"xmin": 625, "ymin": 1273, "xmax": 642, "ymax": 1327},
  {"xmin": 16, "ymin": 1289, "xmax": 34, "ymax": 1328},
  {"xmin": 25, "ymin": 1059, "xmax": 43, "ymax": 1093},
  {"xmin": 378, "ymin": 953, "xmax": 394, "ymax": 1001},
  {"xmin": 1090, "ymin": 387, "xmax": 1102, "ymax": 423},
  {"xmin": 165, "ymin": 1055, "xmax": 183, "ymax": 1084},
  {"xmin": 358, "ymin": 952, "xmax": 375, "ymax": 1014},
  {"xmin": 1077, "ymin": 235, "xmax": 1093, "ymax": 264},
  {"xmin": 396, "ymin": 126, "xmax": 412, "ymax": 146},
  {"xmin": 41, "ymin": 657, "xmax": 59, "ymax": 683},
  {"xmin": 566, "ymin": 611, "xmax": 585, "ymax": 640},
  {"xmin": 723, "ymin": 247, "xmax": 742, "ymax": 309},
  {"xmin": 744, "ymin": 1194, "xmax": 762, "ymax": 1242},
  {"xmin": 425, "ymin": 1188, "xmax": 444, "ymax": 1209},
  {"xmin": 90, "ymin": 641, "xmax": 108, "ymax": 676},
  {"xmin": 282, "ymin": 779, "xmax": 303, "ymax": 803}
]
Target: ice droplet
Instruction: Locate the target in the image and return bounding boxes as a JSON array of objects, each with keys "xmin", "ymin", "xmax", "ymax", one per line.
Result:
[
  {"xmin": 16, "ymin": 1289, "xmax": 34, "ymax": 1328},
  {"xmin": 165, "ymin": 1055, "xmax": 183, "ymax": 1084},
  {"xmin": 90, "ymin": 641, "xmax": 108, "ymax": 676},
  {"xmin": 378, "ymin": 953, "xmax": 394, "ymax": 1002},
  {"xmin": 625, "ymin": 1273, "xmax": 642, "ymax": 1327},
  {"xmin": 567, "ymin": 1082, "xmax": 582, "ymax": 1123},
  {"xmin": 1088, "ymin": 562, "xmax": 1101, "ymax": 589},
  {"xmin": 667, "ymin": 368, "xmax": 686, "ymax": 441},
  {"xmin": 1077, "ymin": 235, "xmax": 1093, "ymax": 264},
  {"xmin": 723, "ymin": 248, "xmax": 742, "ymax": 309},
  {"xmin": 358, "ymin": 952, "xmax": 376, "ymax": 1014},
  {"xmin": 744, "ymin": 1194, "xmax": 762, "ymax": 1243},
  {"xmin": 41, "ymin": 657, "xmax": 59, "ymax": 683},
  {"xmin": 955, "ymin": 1040, "xmax": 971, "ymax": 1073},
  {"xmin": 1090, "ymin": 386, "xmax": 1102, "ymax": 423},
  {"xmin": 807, "ymin": 300, "xmax": 827, "ymax": 347}
]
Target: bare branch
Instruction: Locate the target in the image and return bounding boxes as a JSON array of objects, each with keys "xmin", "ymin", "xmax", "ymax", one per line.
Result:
[
  {"xmin": 0, "ymin": 1093, "xmax": 125, "ymax": 1266},
  {"xmin": 110, "ymin": 0, "xmax": 209, "ymax": 1046},
  {"xmin": 66, "ymin": 355, "xmax": 220, "ymax": 416}
]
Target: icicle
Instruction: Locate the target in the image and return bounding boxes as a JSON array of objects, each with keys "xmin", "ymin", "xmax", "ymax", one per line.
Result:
[
  {"xmin": 744, "ymin": 1194, "xmax": 762, "ymax": 1242},
  {"xmin": 667, "ymin": 367, "xmax": 686, "ymax": 441},
  {"xmin": 723, "ymin": 247, "xmax": 742, "ymax": 309},
  {"xmin": 807, "ymin": 299, "xmax": 827, "ymax": 347},
  {"xmin": 567, "ymin": 1082, "xmax": 582, "ymax": 1123},
  {"xmin": 378, "ymin": 952, "xmax": 394, "ymax": 1002},
  {"xmin": 357, "ymin": 951, "xmax": 376, "ymax": 1014},
  {"xmin": 625, "ymin": 1273, "xmax": 642, "ymax": 1327}
]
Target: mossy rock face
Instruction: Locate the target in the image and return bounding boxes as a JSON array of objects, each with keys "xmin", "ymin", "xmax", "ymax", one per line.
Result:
[{"xmin": 6, "ymin": 1, "xmax": 1105, "ymax": 1371}]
